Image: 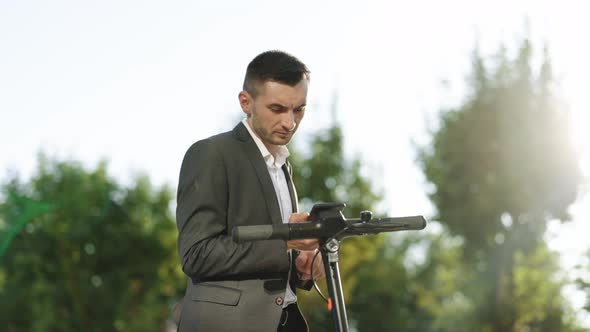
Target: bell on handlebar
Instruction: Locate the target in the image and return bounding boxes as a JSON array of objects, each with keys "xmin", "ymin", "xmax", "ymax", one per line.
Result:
[{"xmin": 360, "ymin": 210, "xmax": 372, "ymax": 223}]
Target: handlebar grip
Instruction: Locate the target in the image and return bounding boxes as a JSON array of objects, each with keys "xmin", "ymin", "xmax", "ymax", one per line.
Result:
[
  {"xmin": 232, "ymin": 224, "xmax": 290, "ymax": 242},
  {"xmin": 374, "ymin": 216, "xmax": 427, "ymax": 230}
]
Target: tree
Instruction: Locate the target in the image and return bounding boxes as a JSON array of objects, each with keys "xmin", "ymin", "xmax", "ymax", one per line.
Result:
[
  {"xmin": 576, "ymin": 250, "xmax": 590, "ymax": 316},
  {"xmin": 349, "ymin": 233, "xmax": 436, "ymax": 332},
  {"xmin": 290, "ymin": 119, "xmax": 385, "ymax": 331},
  {"xmin": 419, "ymin": 38, "xmax": 584, "ymax": 331},
  {"xmin": 0, "ymin": 154, "xmax": 184, "ymax": 331}
]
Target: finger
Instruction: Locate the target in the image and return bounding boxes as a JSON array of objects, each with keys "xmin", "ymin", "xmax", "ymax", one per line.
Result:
[
  {"xmin": 314, "ymin": 263, "xmax": 325, "ymax": 278},
  {"xmin": 300, "ymin": 273, "xmax": 311, "ymax": 280},
  {"xmin": 306, "ymin": 240, "xmax": 319, "ymax": 250},
  {"xmin": 291, "ymin": 239, "xmax": 319, "ymax": 250},
  {"xmin": 312, "ymin": 255, "xmax": 325, "ymax": 278},
  {"xmin": 295, "ymin": 252, "xmax": 308, "ymax": 269},
  {"xmin": 288, "ymin": 212, "xmax": 311, "ymax": 223},
  {"xmin": 288, "ymin": 213, "xmax": 305, "ymax": 223},
  {"xmin": 296, "ymin": 262, "xmax": 312, "ymax": 280}
]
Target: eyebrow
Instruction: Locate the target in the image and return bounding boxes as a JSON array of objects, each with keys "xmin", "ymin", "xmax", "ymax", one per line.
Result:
[
  {"xmin": 267, "ymin": 102, "xmax": 307, "ymax": 109},
  {"xmin": 268, "ymin": 103, "xmax": 286, "ymax": 109}
]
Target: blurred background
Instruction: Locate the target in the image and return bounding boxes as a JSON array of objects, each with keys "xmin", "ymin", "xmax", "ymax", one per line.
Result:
[{"xmin": 1, "ymin": 0, "xmax": 589, "ymax": 331}]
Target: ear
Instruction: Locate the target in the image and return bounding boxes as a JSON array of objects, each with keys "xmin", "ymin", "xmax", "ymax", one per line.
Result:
[{"xmin": 238, "ymin": 91, "xmax": 252, "ymax": 116}]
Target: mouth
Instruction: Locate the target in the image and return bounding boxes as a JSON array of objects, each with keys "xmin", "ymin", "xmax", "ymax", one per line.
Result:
[{"xmin": 275, "ymin": 132, "xmax": 291, "ymax": 139}]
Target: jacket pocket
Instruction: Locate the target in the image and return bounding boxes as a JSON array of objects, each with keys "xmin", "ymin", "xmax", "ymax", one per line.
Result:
[{"xmin": 190, "ymin": 282, "xmax": 242, "ymax": 306}]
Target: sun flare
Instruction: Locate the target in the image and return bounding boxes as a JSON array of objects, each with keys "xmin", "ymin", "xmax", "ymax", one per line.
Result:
[{"xmin": 568, "ymin": 95, "xmax": 590, "ymax": 179}]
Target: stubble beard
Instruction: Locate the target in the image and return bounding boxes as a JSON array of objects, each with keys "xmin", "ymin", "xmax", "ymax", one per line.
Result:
[
  {"xmin": 250, "ymin": 114, "xmax": 293, "ymax": 148},
  {"xmin": 261, "ymin": 127, "xmax": 292, "ymax": 147}
]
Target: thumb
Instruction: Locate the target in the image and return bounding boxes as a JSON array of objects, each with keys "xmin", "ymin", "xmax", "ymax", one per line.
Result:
[{"xmin": 295, "ymin": 251, "xmax": 308, "ymax": 269}]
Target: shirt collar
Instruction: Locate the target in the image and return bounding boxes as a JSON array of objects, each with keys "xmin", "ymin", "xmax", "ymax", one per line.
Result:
[{"xmin": 242, "ymin": 118, "xmax": 290, "ymax": 168}]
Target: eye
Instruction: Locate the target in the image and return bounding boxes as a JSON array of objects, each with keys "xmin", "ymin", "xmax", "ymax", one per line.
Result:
[{"xmin": 295, "ymin": 106, "xmax": 306, "ymax": 113}]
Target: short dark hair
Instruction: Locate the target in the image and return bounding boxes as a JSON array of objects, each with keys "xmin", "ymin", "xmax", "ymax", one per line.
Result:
[{"xmin": 243, "ymin": 50, "xmax": 310, "ymax": 98}]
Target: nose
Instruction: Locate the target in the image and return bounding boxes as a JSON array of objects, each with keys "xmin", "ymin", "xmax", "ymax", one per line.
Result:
[{"xmin": 281, "ymin": 110, "xmax": 296, "ymax": 132}]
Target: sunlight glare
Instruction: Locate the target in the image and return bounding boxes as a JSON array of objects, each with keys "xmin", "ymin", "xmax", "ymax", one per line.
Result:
[{"xmin": 569, "ymin": 93, "xmax": 590, "ymax": 179}]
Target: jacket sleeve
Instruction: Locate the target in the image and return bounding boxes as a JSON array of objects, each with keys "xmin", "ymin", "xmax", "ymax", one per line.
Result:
[{"xmin": 176, "ymin": 139, "xmax": 290, "ymax": 279}]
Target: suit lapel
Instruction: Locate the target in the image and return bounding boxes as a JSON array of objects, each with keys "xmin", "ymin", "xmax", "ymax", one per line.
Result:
[{"xmin": 233, "ymin": 123, "xmax": 283, "ymax": 225}]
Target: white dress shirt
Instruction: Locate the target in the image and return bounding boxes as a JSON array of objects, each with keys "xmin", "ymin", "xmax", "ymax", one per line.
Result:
[{"xmin": 242, "ymin": 119, "xmax": 298, "ymax": 307}]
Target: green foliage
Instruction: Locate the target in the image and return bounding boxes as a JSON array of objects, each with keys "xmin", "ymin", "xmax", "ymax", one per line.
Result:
[
  {"xmin": 290, "ymin": 121, "xmax": 385, "ymax": 331},
  {"xmin": 575, "ymin": 250, "xmax": 590, "ymax": 316},
  {"xmin": 2, "ymin": 36, "xmax": 586, "ymax": 332},
  {"xmin": 419, "ymin": 38, "xmax": 584, "ymax": 331},
  {"xmin": 349, "ymin": 238, "xmax": 413, "ymax": 331},
  {"xmin": 292, "ymin": 125, "xmax": 380, "ymax": 216},
  {"xmin": 420, "ymin": 40, "xmax": 581, "ymax": 254},
  {"xmin": 512, "ymin": 245, "xmax": 568, "ymax": 331},
  {"xmin": 0, "ymin": 154, "xmax": 184, "ymax": 332},
  {"xmin": 349, "ymin": 235, "xmax": 432, "ymax": 332},
  {"xmin": 408, "ymin": 232, "xmax": 478, "ymax": 332}
]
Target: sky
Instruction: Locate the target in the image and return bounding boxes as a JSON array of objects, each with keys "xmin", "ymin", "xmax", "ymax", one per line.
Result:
[{"xmin": 1, "ymin": 0, "xmax": 589, "ymax": 323}]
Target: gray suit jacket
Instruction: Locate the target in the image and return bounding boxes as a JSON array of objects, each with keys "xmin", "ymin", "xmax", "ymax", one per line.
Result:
[{"xmin": 176, "ymin": 122, "xmax": 309, "ymax": 331}]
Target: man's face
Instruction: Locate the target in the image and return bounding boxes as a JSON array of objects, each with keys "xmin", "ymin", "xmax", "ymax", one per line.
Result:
[{"xmin": 240, "ymin": 80, "xmax": 308, "ymax": 152}]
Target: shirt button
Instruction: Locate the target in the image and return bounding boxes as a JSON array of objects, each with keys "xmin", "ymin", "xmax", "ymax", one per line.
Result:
[{"xmin": 275, "ymin": 296, "xmax": 284, "ymax": 306}]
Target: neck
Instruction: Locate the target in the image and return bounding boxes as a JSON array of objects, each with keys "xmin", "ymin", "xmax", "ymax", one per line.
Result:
[{"xmin": 265, "ymin": 142, "xmax": 280, "ymax": 156}]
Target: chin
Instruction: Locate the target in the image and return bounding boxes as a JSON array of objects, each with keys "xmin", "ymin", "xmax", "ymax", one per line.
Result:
[
  {"xmin": 272, "ymin": 140, "xmax": 289, "ymax": 146},
  {"xmin": 272, "ymin": 136, "xmax": 292, "ymax": 145}
]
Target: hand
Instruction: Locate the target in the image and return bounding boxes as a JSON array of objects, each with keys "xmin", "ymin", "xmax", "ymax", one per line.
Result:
[
  {"xmin": 286, "ymin": 212, "xmax": 319, "ymax": 251},
  {"xmin": 295, "ymin": 249, "xmax": 325, "ymax": 280}
]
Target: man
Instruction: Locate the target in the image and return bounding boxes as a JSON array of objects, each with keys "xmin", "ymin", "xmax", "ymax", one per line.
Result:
[{"xmin": 176, "ymin": 50, "xmax": 324, "ymax": 332}]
